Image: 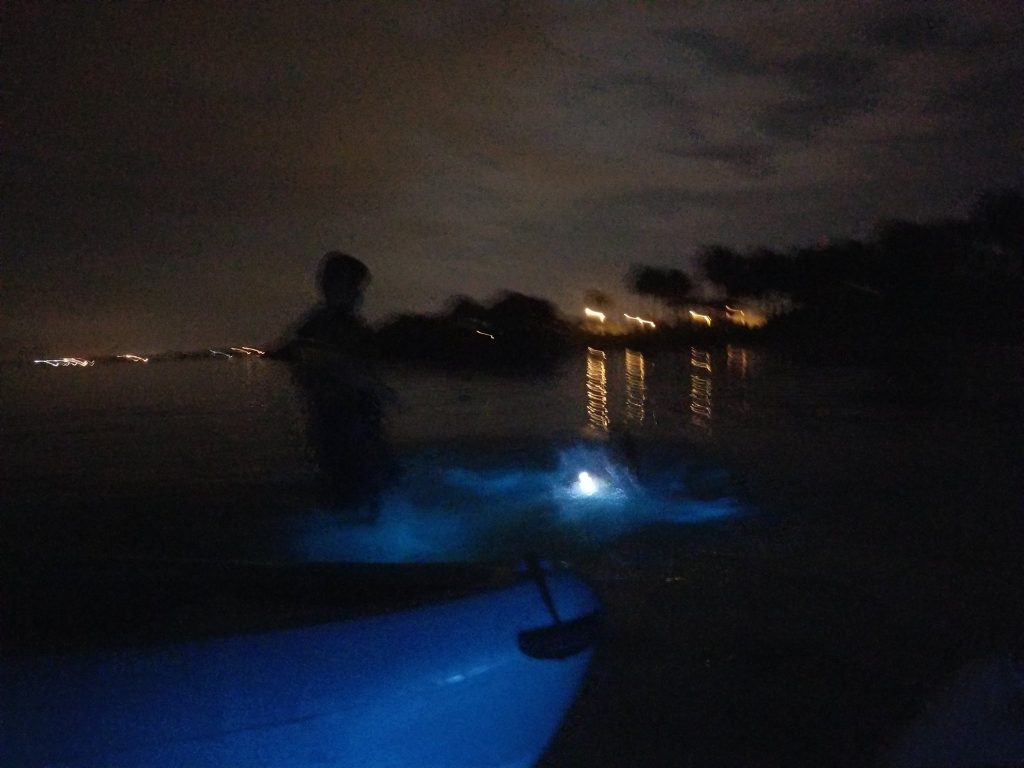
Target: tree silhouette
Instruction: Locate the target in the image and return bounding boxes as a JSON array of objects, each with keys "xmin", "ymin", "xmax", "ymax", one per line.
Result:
[
  {"xmin": 627, "ymin": 265, "xmax": 693, "ymax": 311},
  {"xmin": 584, "ymin": 289, "xmax": 613, "ymax": 311},
  {"xmin": 444, "ymin": 295, "xmax": 488, "ymax": 325},
  {"xmin": 691, "ymin": 188, "xmax": 1022, "ymax": 340},
  {"xmin": 487, "ymin": 292, "xmax": 564, "ymax": 335},
  {"xmin": 747, "ymin": 248, "xmax": 793, "ymax": 296},
  {"xmin": 701, "ymin": 246, "xmax": 747, "ymax": 295},
  {"xmin": 971, "ymin": 188, "xmax": 1024, "ymax": 270}
]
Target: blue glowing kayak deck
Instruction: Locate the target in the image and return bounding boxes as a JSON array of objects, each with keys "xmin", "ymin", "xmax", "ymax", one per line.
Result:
[{"xmin": 2, "ymin": 559, "xmax": 601, "ymax": 767}]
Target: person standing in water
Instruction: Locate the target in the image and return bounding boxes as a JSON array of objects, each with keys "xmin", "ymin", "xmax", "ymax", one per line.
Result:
[{"xmin": 273, "ymin": 252, "xmax": 396, "ymax": 515}]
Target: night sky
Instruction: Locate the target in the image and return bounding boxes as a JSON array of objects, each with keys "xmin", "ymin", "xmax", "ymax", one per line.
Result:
[{"xmin": 4, "ymin": 1, "xmax": 1022, "ymax": 354}]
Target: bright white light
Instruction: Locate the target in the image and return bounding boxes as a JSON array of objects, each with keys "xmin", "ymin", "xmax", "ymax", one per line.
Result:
[
  {"xmin": 576, "ymin": 471, "xmax": 599, "ymax": 496},
  {"xmin": 584, "ymin": 308, "xmax": 606, "ymax": 322}
]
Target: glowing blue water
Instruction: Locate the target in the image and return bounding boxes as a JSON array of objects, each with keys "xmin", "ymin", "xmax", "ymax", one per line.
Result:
[{"xmin": 296, "ymin": 442, "xmax": 743, "ymax": 562}]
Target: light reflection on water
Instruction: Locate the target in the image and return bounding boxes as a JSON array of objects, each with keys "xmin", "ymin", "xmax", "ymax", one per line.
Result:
[
  {"xmin": 624, "ymin": 349, "xmax": 646, "ymax": 426},
  {"xmin": 726, "ymin": 344, "xmax": 748, "ymax": 379},
  {"xmin": 689, "ymin": 346, "xmax": 713, "ymax": 431},
  {"xmin": 584, "ymin": 348, "xmax": 609, "ymax": 435}
]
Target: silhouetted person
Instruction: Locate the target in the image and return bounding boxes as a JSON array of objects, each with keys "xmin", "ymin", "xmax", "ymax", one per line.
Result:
[{"xmin": 274, "ymin": 252, "xmax": 396, "ymax": 515}]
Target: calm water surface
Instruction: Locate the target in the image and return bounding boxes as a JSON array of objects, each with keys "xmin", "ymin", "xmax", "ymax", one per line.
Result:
[{"xmin": 2, "ymin": 343, "xmax": 1021, "ymax": 765}]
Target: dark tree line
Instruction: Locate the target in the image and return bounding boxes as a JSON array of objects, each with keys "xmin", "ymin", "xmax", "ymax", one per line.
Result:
[
  {"xmin": 627, "ymin": 266, "xmax": 694, "ymax": 311},
  {"xmin": 628, "ymin": 188, "xmax": 1023, "ymax": 339},
  {"xmin": 376, "ymin": 291, "xmax": 571, "ymax": 373}
]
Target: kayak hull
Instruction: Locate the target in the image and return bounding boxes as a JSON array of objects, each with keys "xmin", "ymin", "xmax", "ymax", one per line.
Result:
[{"xmin": 2, "ymin": 567, "xmax": 600, "ymax": 767}]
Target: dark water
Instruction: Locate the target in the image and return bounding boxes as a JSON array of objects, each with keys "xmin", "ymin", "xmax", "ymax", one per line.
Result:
[{"xmin": 2, "ymin": 343, "xmax": 1021, "ymax": 765}]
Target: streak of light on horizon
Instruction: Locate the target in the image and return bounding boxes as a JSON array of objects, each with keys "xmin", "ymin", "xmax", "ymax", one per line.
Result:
[
  {"xmin": 724, "ymin": 305, "xmax": 764, "ymax": 328},
  {"xmin": 34, "ymin": 358, "xmax": 94, "ymax": 367},
  {"xmin": 623, "ymin": 313, "xmax": 656, "ymax": 328}
]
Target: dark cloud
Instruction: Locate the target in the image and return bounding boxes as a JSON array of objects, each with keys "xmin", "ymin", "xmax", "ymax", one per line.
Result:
[
  {"xmin": 661, "ymin": 26, "xmax": 882, "ymax": 141},
  {"xmin": 581, "ymin": 187, "xmax": 732, "ymax": 219},
  {"xmin": 778, "ymin": 51, "xmax": 878, "ymax": 99},
  {"xmin": 611, "ymin": 73, "xmax": 693, "ymax": 117},
  {"xmin": 661, "ymin": 142, "xmax": 776, "ymax": 175},
  {"xmin": 759, "ymin": 51, "xmax": 881, "ymax": 140},
  {"xmin": 582, "ymin": 179, "xmax": 838, "ymax": 222},
  {"xmin": 860, "ymin": 6, "xmax": 992, "ymax": 52},
  {"xmin": 861, "ymin": 8, "xmax": 953, "ymax": 51},
  {"xmin": 930, "ymin": 62, "xmax": 1024, "ymax": 127},
  {"xmin": 663, "ymin": 28, "xmax": 761, "ymax": 76}
]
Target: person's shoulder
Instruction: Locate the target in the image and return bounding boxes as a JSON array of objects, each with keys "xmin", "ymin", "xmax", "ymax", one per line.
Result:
[{"xmin": 294, "ymin": 307, "xmax": 333, "ymax": 340}]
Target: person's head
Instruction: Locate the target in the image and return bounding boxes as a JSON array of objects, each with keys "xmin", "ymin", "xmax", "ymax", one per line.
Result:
[{"xmin": 318, "ymin": 252, "xmax": 370, "ymax": 314}]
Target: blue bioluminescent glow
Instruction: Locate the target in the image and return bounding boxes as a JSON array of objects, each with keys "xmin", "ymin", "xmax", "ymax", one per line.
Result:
[{"xmin": 293, "ymin": 441, "xmax": 745, "ymax": 563}]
